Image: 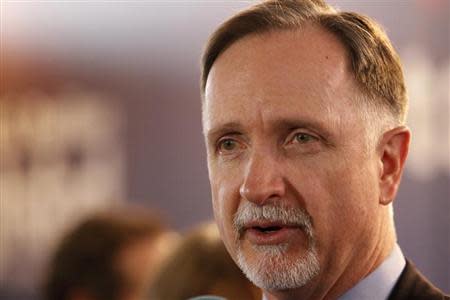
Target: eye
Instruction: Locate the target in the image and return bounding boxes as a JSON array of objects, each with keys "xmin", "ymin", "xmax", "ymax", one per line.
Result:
[
  {"xmin": 285, "ymin": 131, "xmax": 321, "ymax": 154},
  {"xmin": 217, "ymin": 138, "xmax": 244, "ymax": 155},
  {"xmin": 294, "ymin": 132, "xmax": 315, "ymax": 143}
]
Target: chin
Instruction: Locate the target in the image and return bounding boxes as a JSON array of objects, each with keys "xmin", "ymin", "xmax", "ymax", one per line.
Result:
[{"xmin": 236, "ymin": 242, "xmax": 320, "ymax": 291}]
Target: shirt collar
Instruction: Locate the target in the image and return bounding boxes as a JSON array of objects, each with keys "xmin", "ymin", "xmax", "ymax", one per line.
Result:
[{"xmin": 338, "ymin": 243, "xmax": 406, "ymax": 300}]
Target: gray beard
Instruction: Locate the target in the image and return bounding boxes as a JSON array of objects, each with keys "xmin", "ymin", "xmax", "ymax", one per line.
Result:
[
  {"xmin": 233, "ymin": 202, "xmax": 320, "ymax": 290},
  {"xmin": 236, "ymin": 242, "xmax": 320, "ymax": 290}
]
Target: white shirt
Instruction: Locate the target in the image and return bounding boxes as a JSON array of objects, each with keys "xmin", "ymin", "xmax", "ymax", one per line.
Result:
[{"xmin": 339, "ymin": 244, "xmax": 406, "ymax": 300}]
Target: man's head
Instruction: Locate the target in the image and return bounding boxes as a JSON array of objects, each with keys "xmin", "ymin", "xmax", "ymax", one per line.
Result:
[
  {"xmin": 201, "ymin": 1, "xmax": 410, "ymax": 299},
  {"xmin": 43, "ymin": 208, "xmax": 178, "ymax": 300}
]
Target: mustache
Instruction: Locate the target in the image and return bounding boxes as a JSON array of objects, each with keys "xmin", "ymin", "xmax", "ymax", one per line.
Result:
[{"xmin": 233, "ymin": 201, "xmax": 314, "ymax": 238}]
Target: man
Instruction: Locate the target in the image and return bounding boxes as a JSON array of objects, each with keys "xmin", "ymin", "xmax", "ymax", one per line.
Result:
[
  {"xmin": 200, "ymin": 1, "xmax": 448, "ymax": 299},
  {"xmin": 42, "ymin": 207, "xmax": 178, "ymax": 300}
]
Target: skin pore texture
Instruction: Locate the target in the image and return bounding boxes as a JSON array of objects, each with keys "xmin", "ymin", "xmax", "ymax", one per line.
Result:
[{"xmin": 203, "ymin": 25, "xmax": 410, "ymax": 300}]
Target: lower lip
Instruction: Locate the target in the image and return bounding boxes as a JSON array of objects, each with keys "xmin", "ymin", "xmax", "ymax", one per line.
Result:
[{"xmin": 244, "ymin": 226, "xmax": 303, "ymax": 245}]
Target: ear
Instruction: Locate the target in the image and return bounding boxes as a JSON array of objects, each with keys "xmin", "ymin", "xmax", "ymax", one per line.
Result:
[{"xmin": 377, "ymin": 126, "xmax": 411, "ymax": 205}]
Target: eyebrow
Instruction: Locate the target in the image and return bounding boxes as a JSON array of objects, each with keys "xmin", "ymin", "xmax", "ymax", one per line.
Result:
[
  {"xmin": 206, "ymin": 122, "xmax": 244, "ymax": 143},
  {"xmin": 206, "ymin": 118, "xmax": 333, "ymax": 142},
  {"xmin": 271, "ymin": 118, "xmax": 332, "ymax": 138}
]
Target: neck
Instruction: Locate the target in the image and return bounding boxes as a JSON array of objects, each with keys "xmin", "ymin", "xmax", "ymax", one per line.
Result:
[{"xmin": 263, "ymin": 208, "xmax": 396, "ymax": 300}]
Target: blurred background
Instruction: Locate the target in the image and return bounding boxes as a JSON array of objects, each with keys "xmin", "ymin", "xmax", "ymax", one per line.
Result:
[{"xmin": 1, "ymin": 0, "xmax": 449, "ymax": 299}]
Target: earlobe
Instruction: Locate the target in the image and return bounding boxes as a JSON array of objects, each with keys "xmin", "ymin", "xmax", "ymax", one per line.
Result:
[{"xmin": 378, "ymin": 126, "xmax": 411, "ymax": 205}]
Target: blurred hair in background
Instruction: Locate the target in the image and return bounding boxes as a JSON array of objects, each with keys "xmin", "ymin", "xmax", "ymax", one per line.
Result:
[
  {"xmin": 0, "ymin": 1, "xmax": 448, "ymax": 299},
  {"xmin": 42, "ymin": 206, "xmax": 179, "ymax": 300},
  {"xmin": 150, "ymin": 222, "xmax": 260, "ymax": 300}
]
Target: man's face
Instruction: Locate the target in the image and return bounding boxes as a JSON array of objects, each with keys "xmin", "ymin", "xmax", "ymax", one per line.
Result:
[{"xmin": 203, "ymin": 26, "xmax": 383, "ymax": 292}]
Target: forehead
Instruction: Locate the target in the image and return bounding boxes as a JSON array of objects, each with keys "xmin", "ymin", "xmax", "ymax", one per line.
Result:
[{"xmin": 203, "ymin": 25, "xmax": 362, "ymax": 132}]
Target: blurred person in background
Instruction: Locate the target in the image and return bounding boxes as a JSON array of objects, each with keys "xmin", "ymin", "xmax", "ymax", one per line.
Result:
[
  {"xmin": 150, "ymin": 222, "xmax": 261, "ymax": 300},
  {"xmin": 42, "ymin": 206, "xmax": 179, "ymax": 300},
  {"xmin": 201, "ymin": 0, "xmax": 448, "ymax": 300}
]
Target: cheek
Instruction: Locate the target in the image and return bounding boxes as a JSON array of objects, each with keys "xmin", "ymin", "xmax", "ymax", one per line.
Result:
[
  {"xmin": 318, "ymin": 161, "xmax": 379, "ymax": 240},
  {"xmin": 210, "ymin": 169, "xmax": 241, "ymax": 256},
  {"xmin": 291, "ymin": 153, "xmax": 379, "ymax": 239}
]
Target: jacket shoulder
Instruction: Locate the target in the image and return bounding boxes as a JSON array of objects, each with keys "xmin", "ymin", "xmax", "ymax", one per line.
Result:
[{"xmin": 388, "ymin": 260, "xmax": 449, "ymax": 300}]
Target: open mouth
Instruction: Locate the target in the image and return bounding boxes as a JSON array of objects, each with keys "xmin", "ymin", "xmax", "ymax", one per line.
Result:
[
  {"xmin": 242, "ymin": 223, "xmax": 300, "ymax": 245},
  {"xmin": 253, "ymin": 225, "xmax": 283, "ymax": 233}
]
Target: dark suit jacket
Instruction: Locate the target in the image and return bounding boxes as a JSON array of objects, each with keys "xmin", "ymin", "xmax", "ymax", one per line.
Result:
[{"xmin": 388, "ymin": 260, "xmax": 449, "ymax": 300}]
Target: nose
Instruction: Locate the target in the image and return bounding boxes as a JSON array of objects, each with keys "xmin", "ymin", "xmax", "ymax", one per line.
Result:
[{"xmin": 239, "ymin": 151, "xmax": 286, "ymax": 206}]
